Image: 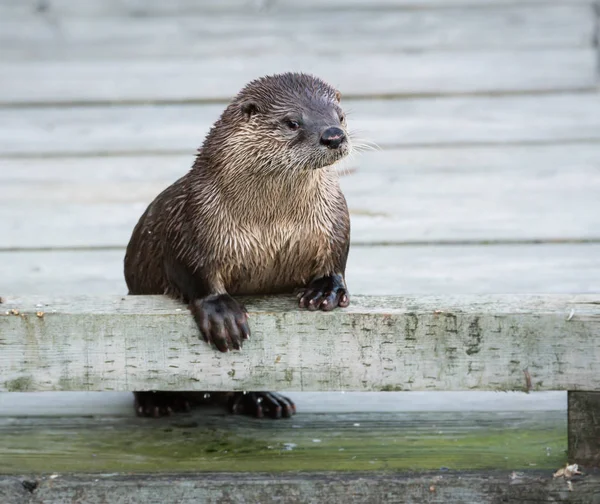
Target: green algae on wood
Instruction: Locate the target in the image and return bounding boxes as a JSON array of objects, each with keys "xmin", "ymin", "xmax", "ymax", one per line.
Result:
[{"xmin": 0, "ymin": 411, "xmax": 566, "ymax": 474}]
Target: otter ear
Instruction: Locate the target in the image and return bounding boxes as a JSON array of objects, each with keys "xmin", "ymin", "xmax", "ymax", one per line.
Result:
[
  {"xmin": 334, "ymin": 90, "xmax": 342, "ymax": 102},
  {"xmin": 241, "ymin": 101, "xmax": 259, "ymax": 119}
]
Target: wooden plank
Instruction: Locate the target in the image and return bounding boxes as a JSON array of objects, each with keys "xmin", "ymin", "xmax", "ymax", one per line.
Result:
[
  {"xmin": 2, "ymin": 244, "xmax": 600, "ymax": 296},
  {"xmin": 0, "ymin": 411, "xmax": 566, "ymax": 473},
  {"xmin": 2, "ymin": 144, "xmax": 600, "ymax": 248},
  {"xmin": 1, "ymin": 294, "xmax": 599, "ymax": 392},
  {"xmin": 1, "ymin": 49, "xmax": 595, "ymax": 105},
  {"xmin": 4, "ymin": 471, "xmax": 599, "ymax": 504},
  {"xmin": 0, "ymin": 0, "xmax": 589, "ymax": 19},
  {"xmin": 2, "ymin": 95, "xmax": 600, "ymax": 157},
  {"xmin": 568, "ymin": 391, "xmax": 600, "ymax": 467},
  {"xmin": 0, "ymin": 479, "xmax": 28, "ymax": 504},
  {"xmin": 1, "ymin": 6, "xmax": 593, "ymax": 62}
]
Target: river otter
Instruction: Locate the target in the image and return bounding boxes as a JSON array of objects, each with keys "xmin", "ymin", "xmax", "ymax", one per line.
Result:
[{"xmin": 124, "ymin": 72, "xmax": 351, "ymax": 419}]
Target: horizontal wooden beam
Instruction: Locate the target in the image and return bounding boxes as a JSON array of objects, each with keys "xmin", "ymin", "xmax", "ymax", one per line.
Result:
[
  {"xmin": 1, "ymin": 295, "xmax": 599, "ymax": 393},
  {"xmin": 2, "ymin": 471, "xmax": 598, "ymax": 504}
]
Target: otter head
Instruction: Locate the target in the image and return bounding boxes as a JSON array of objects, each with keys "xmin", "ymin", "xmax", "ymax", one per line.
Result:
[{"xmin": 206, "ymin": 72, "xmax": 351, "ymax": 175}]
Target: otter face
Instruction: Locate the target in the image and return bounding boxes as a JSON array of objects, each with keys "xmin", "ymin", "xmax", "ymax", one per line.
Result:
[
  {"xmin": 231, "ymin": 73, "xmax": 351, "ymax": 172},
  {"xmin": 275, "ymin": 96, "xmax": 350, "ymax": 170}
]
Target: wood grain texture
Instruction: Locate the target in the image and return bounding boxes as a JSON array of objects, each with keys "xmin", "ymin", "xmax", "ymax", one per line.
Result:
[
  {"xmin": 2, "ymin": 49, "xmax": 596, "ymax": 105},
  {"xmin": 568, "ymin": 391, "xmax": 600, "ymax": 467},
  {"xmin": 1, "ymin": 0, "xmax": 590, "ymax": 18},
  {"xmin": 0, "ymin": 411, "xmax": 566, "ymax": 473},
  {"xmin": 1, "ymin": 295, "xmax": 599, "ymax": 393},
  {"xmin": 3, "ymin": 144, "xmax": 600, "ymax": 248},
  {"xmin": 3, "ymin": 470, "xmax": 600, "ymax": 504},
  {"xmin": 0, "ymin": 479, "xmax": 28, "ymax": 504},
  {"xmin": 1, "ymin": 6, "xmax": 593, "ymax": 61},
  {"xmin": 3, "ymin": 95, "xmax": 600, "ymax": 157},
  {"xmin": 3, "ymin": 244, "xmax": 600, "ymax": 296}
]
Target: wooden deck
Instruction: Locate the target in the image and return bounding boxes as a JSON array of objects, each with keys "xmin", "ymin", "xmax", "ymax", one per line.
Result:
[
  {"xmin": 1, "ymin": 1, "xmax": 599, "ymax": 297},
  {"xmin": 0, "ymin": 1, "xmax": 599, "ymax": 501}
]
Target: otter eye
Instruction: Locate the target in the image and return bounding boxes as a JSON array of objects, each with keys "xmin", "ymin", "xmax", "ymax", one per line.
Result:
[
  {"xmin": 339, "ymin": 113, "xmax": 345, "ymax": 123},
  {"xmin": 285, "ymin": 119, "xmax": 300, "ymax": 131}
]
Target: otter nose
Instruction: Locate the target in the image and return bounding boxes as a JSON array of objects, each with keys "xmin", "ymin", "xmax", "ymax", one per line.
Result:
[{"xmin": 320, "ymin": 127, "xmax": 346, "ymax": 149}]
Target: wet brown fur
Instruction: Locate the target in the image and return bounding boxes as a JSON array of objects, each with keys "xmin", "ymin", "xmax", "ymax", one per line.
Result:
[{"xmin": 124, "ymin": 73, "xmax": 351, "ymax": 301}]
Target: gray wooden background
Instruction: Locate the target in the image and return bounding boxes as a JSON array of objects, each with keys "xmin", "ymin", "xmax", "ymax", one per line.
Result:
[{"xmin": 1, "ymin": 0, "xmax": 599, "ymax": 414}]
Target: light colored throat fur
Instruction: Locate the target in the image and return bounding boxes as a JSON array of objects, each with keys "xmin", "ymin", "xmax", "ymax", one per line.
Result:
[{"xmin": 203, "ymin": 168, "xmax": 342, "ymax": 294}]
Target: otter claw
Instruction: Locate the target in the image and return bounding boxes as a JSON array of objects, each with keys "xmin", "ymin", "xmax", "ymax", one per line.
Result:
[
  {"xmin": 299, "ymin": 274, "xmax": 349, "ymax": 311},
  {"xmin": 190, "ymin": 294, "xmax": 249, "ymax": 352}
]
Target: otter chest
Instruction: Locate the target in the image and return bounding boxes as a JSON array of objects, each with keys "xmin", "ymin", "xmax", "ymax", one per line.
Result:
[{"xmin": 222, "ymin": 223, "xmax": 334, "ymax": 295}]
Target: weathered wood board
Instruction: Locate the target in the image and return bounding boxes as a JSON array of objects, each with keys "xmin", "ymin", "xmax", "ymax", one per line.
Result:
[
  {"xmin": 3, "ymin": 144, "xmax": 600, "ymax": 248},
  {"xmin": 2, "ymin": 244, "xmax": 600, "ymax": 296},
  {"xmin": 568, "ymin": 391, "xmax": 600, "ymax": 467},
  {"xmin": 1, "ymin": 6, "xmax": 593, "ymax": 61},
  {"xmin": 1, "ymin": 295, "xmax": 599, "ymax": 392},
  {"xmin": 3, "ymin": 95, "xmax": 600, "ymax": 157},
  {"xmin": 5, "ymin": 144, "xmax": 600, "ymax": 182},
  {"xmin": 0, "ymin": 411, "xmax": 566, "ymax": 473},
  {"xmin": 1, "ymin": 49, "xmax": 596, "ymax": 105},
  {"xmin": 1, "ymin": 0, "xmax": 592, "ymax": 19},
  {"xmin": 3, "ymin": 471, "xmax": 599, "ymax": 504}
]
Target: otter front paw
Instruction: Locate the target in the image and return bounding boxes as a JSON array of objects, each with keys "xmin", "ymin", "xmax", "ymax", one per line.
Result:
[
  {"xmin": 190, "ymin": 294, "xmax": 250, "ymax": 352},
  {"xmin": 299, "ymin": 273, "xmax": 349, "ymax": 311}
]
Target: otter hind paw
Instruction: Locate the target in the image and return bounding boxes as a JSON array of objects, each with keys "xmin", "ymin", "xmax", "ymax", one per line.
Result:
[
  {"xmin": 134, "ymin": 391, "xmax": 193, "ymax": 418},
  {"xmin": 229, "ymin": 392, "xmax": 296, "ymax": 419}
]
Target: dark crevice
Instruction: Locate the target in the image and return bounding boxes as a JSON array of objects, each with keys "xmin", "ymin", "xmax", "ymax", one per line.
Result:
[{"xmin": 21, "ymin": 479, "xmax": 38, "ymax": 493}]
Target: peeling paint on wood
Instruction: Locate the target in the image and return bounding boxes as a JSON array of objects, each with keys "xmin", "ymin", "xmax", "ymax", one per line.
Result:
[{"xmin": 1, "ymin": 295, "xmax": 598, "ymax": 393}]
